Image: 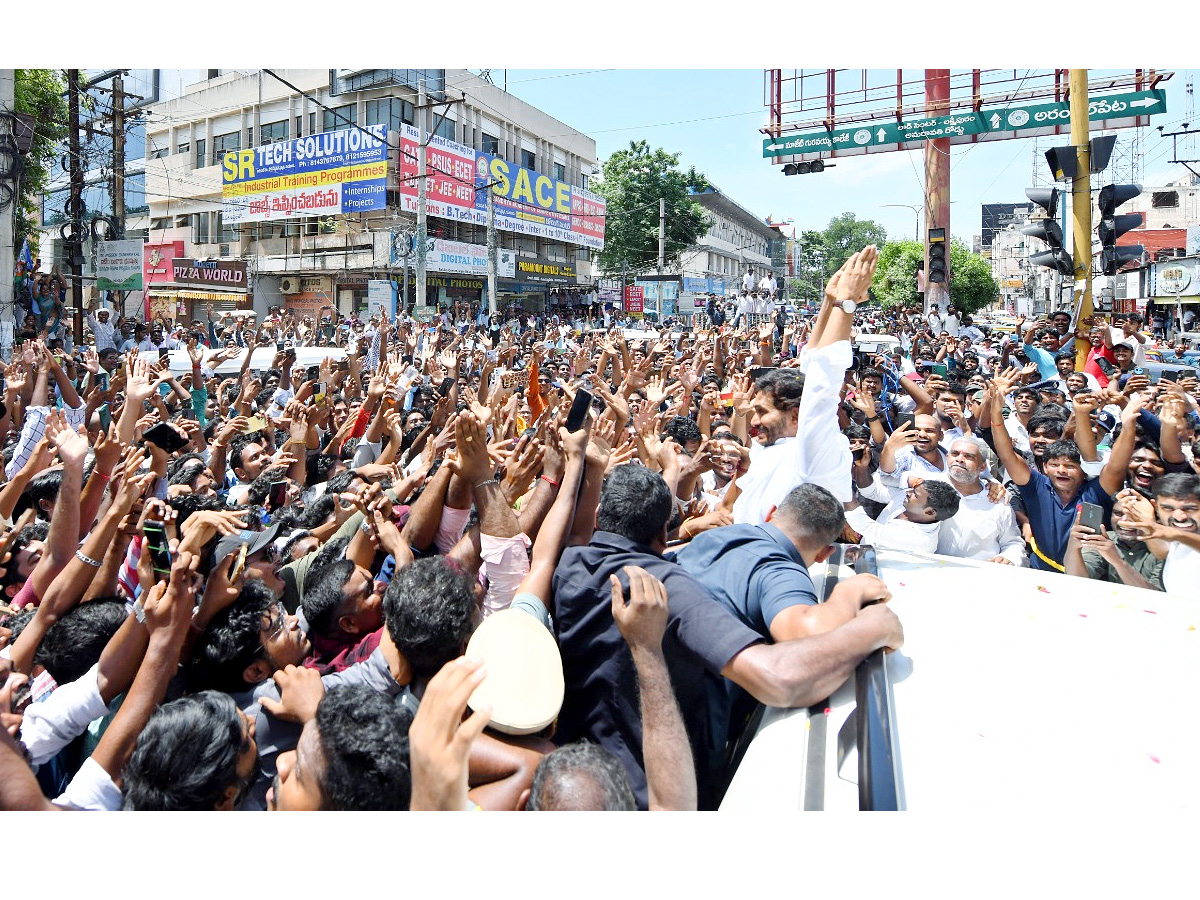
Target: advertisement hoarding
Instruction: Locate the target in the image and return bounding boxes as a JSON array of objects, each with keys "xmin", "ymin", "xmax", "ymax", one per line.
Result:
[
  {"xmin": 393, "ymin": 237, "xmax": 516, "ymax": 278},
  {"xmin": 96, "ymin": 240, "xmax": 145, "ymax": 290},
  {"xmin": 625, "ymin": 285, "xmax": 644, "ymax": 317},
  {"xmin": 221, "ymin": 124, "xmax": 389, "ymax": 224},
  {"xmin": 398, "ymin": 125, "xmax": 604, "ymax": 251},
  {"xmin": 367, "ymin": 279, "xmax": 397, "ymax": 318}
]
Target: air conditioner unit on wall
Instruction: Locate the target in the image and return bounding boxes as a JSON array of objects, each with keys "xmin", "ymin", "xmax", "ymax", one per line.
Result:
[{"xmin": 280, "ymin": 277, "xmax": 301, "ymax": 294}]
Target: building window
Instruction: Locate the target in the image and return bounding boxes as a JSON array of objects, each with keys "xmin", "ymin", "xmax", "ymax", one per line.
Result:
[
  {"xmin": 433, "ymin": 116, "xmax": 455, "ymax": 141},
  {"xmin": 195, "ymin": 138, "xmax": 206, "ymax": 169},
  {"xmin": 364, "ymin": 98, "xmax": 414, "ymax": 133},
  {"xmin": 125, "ymin": 172, "xmax": 147, "ymax": 215},
  {"xmin": 150, "ymin": 217, "xmax": 170, "ymax": 231},
  {"xmin": 554, "ymin": 163, "xmax": 566, "ymax": 183},
  {"xmin": 176, "ymin": 141, "xmax": 190, "ymax": 156},
  {"xmin": 521, "ymin": 149, "xmax": 536, "ymax": 170},
  {"xmin": 309, "ymin": 112, "xmax": 316, "ymax": 134},
  {"xmin": 579, "ymin": 173, "xmax": 588, "ymax": 190},
  {"xmin": 212, "ymin": 131, "xmax": 240, "ymax": 166},
  {"xmin": 323, "ymin": 104, "xmax": 356, "ymax": 132},
  {"xmin": 295, "ymin": 115, "xmax": 303, "ymax": 138},
  {"xmin": 245, "ymin": 127, "xmax": 253, "ymax": 148},
  {"xmin": 216, "ymin": 212, "xmax": 239, "ymax": 243},
  {"xmin": 150, "ymin": 145, "xmax": 169, "ymax": 160},
  {"xmin": 261, "ymin": 120, "xmax": 289, "ymax": 144},
  {"xmin": 481, "ymin": 133, "xmax": 499, "ymax": 155},
  {"xmin": 192, "ymin": 212, "xmax": 210, "ymax": 246},
  {"xmin": 1152, "ymin": 191, "xmax": 1179, "ymax": 208}
]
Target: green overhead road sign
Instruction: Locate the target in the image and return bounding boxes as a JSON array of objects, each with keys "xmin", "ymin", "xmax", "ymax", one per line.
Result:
[{"xmin": 763, "ymin": 88, "xmax": 1167, "ymax": 158}]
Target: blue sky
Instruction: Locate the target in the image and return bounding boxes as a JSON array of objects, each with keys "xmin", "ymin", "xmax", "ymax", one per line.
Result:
[{"xmin": 496, "ymin": 68, "xmax": 1197, "ymax": 247}]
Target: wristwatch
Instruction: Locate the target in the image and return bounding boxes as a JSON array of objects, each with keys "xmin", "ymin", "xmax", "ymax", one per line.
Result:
[{"xmin": 839, "ymin": 299, "xmax": 857, "ymax": 315}]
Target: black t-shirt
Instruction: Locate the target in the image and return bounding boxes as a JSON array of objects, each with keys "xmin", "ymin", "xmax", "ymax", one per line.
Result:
[{"xmin": 552, "ymin": 531, "xmax": 761, "ymax": 809}]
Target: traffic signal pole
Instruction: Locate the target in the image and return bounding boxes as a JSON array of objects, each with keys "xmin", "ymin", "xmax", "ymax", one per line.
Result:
[
  {"xmin": 1069, "ymin": 69, "xmax": 1094, "ymax": 370},
  {"xmin": 923, "ymin": 69, "xmax": 951, "ymax": 315}
]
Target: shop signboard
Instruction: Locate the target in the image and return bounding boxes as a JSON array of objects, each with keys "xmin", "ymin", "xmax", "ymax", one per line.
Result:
[
  {"xmin": 221, "ymin": 124, "xmax": 389, "ymax": 224},
  {"xmin": 171, "ymin": 258, "xmax": 248, "ymax": 289},
  {"xmin": 513, "ymin": 255, "xmax": 576, "ymax": 283}
]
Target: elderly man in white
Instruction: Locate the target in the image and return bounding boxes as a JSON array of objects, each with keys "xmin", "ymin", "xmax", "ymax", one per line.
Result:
[
  {"xmin": 934, "ymin": 436, "xmax": 1028, "ymax": 566},
  {"xmin": 732, "ymin": 247, "xmax": 877, "ymax": 525}
]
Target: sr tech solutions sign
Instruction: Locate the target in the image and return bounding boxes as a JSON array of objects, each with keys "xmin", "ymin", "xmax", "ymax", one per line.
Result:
[{"xmin": 221, "ymin": 124, "xmax": 389, "ymax": 223}]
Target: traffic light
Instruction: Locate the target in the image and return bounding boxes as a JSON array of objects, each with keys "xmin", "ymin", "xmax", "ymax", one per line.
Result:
[
  {"xmin": 1097, "ymin": 183, "xmax": 1144, "ymax": 275},
  {"xmin": 927, "ymin": 227, "xmax": 947, "ymax": 284},
  {"xmin": 1023, "ymin": 187, "xmax": 1074, "ymax": 275},
  {"xmin": 783, "ymin": 160, "xmax": 835, "ymax": 175}
]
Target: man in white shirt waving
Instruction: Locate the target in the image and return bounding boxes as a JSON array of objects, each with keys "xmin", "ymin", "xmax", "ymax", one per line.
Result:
[{"xmin": 732, "ymin": 246, "xmax": 878, "ymax": 525}]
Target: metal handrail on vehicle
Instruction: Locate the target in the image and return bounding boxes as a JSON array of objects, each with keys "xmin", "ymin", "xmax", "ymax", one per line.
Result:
[{"xmin": 843, "ymin": 546, "xmax": 905, "ymax": 811}]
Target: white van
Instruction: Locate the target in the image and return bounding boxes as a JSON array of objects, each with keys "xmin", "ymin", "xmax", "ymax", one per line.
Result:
[{"xmin": 718, "ymin": 546, "xmax": 1200, "ymax": 812}]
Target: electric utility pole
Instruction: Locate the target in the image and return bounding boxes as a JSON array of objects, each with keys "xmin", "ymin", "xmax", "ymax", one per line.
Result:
[
  {"xmin": 68, "ymin": 69, "xmax": 84, "ymax": 345},
  {"xmin": 416, "ymin": 79, "xmax": 427, "ymax": 317},
  {"xmin": 658, "ymin": 197, "xmax": 665, "ymax": 274},
  {"xmin": 0, "ymin": 69, "xmax": 14, "ymax": 355}
]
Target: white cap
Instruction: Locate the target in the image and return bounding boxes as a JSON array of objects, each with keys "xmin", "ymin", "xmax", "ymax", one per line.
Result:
[{"xmin": 464, "ymin": 608, "xmax": 564, "ymax": 736}]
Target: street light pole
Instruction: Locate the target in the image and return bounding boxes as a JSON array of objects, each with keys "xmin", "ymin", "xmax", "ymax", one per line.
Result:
[{"xmin": 883, "ymin": 203, "xmax": 922, "ymax": 241}]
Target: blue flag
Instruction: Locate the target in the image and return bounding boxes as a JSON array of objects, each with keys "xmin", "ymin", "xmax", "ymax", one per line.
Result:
[{"xmin": 19, "ymin": 239, "xmax": 33, "ymax": 272}]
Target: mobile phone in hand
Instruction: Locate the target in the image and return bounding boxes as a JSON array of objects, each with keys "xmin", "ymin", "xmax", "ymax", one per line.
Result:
[
  {"xmin": 228, "ymin": 543, "xmax": 248, "ymax": 582},
  {"xmin": 1078, "ymin": 501, "xmax": 1105, "ymax": 535},
  {"xmin": 143, "ymin": 521, "xmax": 173, "ymax": 575},
  {"xmin": 439, "ymin": 377, "xmax": 454, "ymax": 397},
  {"xmin": 566, "ymin": 388, "xmax": 593, "ymax": 432},
  {"xmin": 143, "ymin": 422, "xmax": 189, "ymax": 453},
  {"xmin": 268, "ymin": 480, "xmax": 288, "ymax": 510}
]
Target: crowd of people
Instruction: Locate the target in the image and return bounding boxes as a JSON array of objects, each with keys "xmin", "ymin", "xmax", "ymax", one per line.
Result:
[{"xmin": 1, "ymin": 242, "xmax": 1197, "ymax": 812}]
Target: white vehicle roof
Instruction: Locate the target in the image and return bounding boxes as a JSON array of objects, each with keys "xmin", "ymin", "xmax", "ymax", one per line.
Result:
[
  {"xmin": 162, "ymin": 346, "xmax": 347, "ymax": 377},
  {"xmin": 720, "ymin": 548, "xmax": 1200, "ymax": 812}
]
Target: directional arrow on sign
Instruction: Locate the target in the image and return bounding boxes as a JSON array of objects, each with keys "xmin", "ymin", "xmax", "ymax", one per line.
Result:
[
  {"xmin": 1129, "ymin": 97, "xmax": 1161, "ymax": 109},
  {"xmin": 876, "ymin": 128, "xmax": 886, "ymax": 142},
  {"xmin": 989, "ymin": 113, "xmax": 1001, "ymax": 129},
  {"xmin": 766, "ymin": 143, "xmax": 783, "ymax": 152}
]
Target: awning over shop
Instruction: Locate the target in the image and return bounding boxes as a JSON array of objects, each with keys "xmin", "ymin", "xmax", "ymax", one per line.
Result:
[{"xmin": 147, "ymin": 289, "xmax": 251, "ymax": 304}]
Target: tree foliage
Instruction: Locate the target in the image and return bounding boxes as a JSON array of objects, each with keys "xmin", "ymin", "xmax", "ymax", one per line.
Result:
[
  {"xmin": 791, "ymin": 214, "xmax": 888, "ymax": 302},
  {"xmin": 593, "ymin": 140, "xmax": 710, "ymax": 276},
  {"xmin": 947, "ymin": 239, "xmax": 999, "ymax": 315},
  {"xmin": 874, "ymin": 238, "xmax": 998, "ymax": 315},
  {"xmin": 13, "ymin": 69, "xmax": 70, "ymax": 255},
  {"xmin": 819, "ymin": 212, "xmax": 889, "ymax": 274},
  {"xmin": 874, "ymin": 240, "xmax": 925, "ymax": 309}
]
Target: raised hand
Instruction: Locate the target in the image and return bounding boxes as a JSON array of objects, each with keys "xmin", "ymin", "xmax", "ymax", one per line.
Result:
[
  {"xmin": 45, "ymin": 410, "xmax": 88, "ymax": 467},
  {"xmin": 408, "ymin": 657, "xmax": 490, "ymax": 811}
]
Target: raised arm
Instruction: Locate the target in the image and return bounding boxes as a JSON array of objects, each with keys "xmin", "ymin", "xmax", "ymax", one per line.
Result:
[
  {"xmin": 611, "ymin": 566, "xmax": 696, "ymax": 811},
  {"xmin": 514, "ymin": 421, "xmax": 587, "ymax": 607},
  {"xmin": 1100, "ymin": 395, "xmax": 1146, "ymax": 495},
  {"xmin": 90, "ymin": 551, "xmax": 198, "ymax": 788},
  {"xmin": 985, "ymin": 377, "xmax": 1031, "ymax": 486}
]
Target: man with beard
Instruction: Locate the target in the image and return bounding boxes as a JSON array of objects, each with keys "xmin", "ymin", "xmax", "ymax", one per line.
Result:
[
  {"xmin": 1117, "ymin": 473, "xmax": 1200, "ymax": 596},
  {"xmin": 934, "ymin": 436, "xmax": 1027, "ymax": 566},
  {"xmin": 1065, "ymin": 489, "xmax": 1164, "ymax": 590},
  {"xmin": 876, "ymin": 414, "xmax": 947, "ymax": 505}
]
